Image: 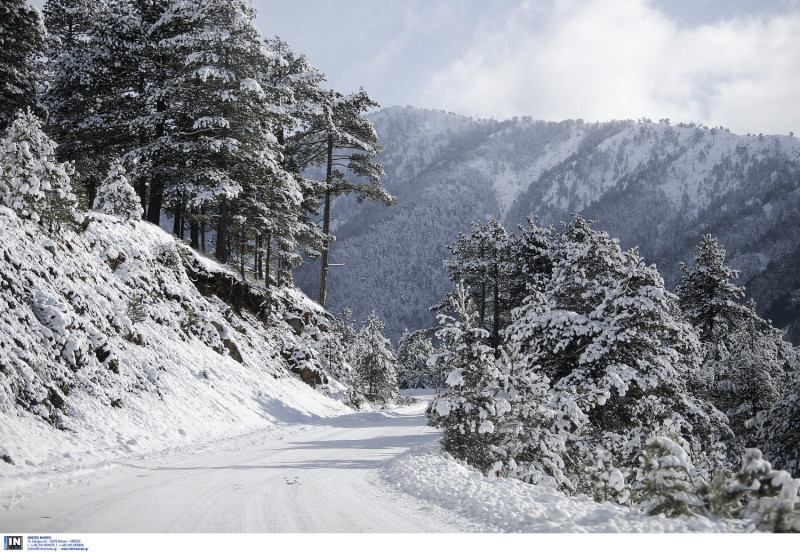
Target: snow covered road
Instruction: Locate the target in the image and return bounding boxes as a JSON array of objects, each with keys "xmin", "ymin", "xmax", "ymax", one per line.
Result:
[{"xmin": 0, "ymin": 398, "xmax": 484, "ymax": 532}]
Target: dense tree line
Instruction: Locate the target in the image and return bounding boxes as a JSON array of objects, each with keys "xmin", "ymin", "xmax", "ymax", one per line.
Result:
[
  {"xmin": 0, "ymin": 0, "xmax": 392, "ymax": 304},
  {"xmin": 429, "ymin": 215, "xmax": 800, "ymax": 530}
]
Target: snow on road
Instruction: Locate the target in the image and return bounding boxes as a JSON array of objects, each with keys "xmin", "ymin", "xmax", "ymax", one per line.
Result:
[
  {"xmin": 1, "ymin": 393, "xmax": 747, "ymax": 533},
  {"xmin": 0, "ymin": 398, "xmax": 486, "ymax": 533}
]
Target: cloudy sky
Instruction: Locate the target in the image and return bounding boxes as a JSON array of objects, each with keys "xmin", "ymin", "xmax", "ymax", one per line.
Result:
[
  {"xmin": 27, "ymin": 0, "xmax": 800, "ymax": 135},
  {"xmin": 251, "ymin": 0, "xmax": 800, "ymax": 135}
]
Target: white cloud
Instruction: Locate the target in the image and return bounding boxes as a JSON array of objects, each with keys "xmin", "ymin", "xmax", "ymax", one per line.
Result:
[{"xmin": 415, "ymin": 0, "xmax": 800, "ymax": 134}]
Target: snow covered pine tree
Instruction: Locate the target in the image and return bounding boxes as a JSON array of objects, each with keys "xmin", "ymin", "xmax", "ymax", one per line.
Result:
[
  {"xmin": 0, "ymin": 109, "xmax": 80, "ymax": 231},
  {"xmin": 353, "ymin": 312, "xmax": 399, "ymax": 406}
]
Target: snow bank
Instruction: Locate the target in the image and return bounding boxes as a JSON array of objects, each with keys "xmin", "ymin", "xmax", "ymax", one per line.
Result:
[
  {"xmin": 383, "ymin": 444, "xmax": 749, "ymax": 533},
  {"xmin": 0, "ymin": 208, "xmax": 350, "ymax": 507}
]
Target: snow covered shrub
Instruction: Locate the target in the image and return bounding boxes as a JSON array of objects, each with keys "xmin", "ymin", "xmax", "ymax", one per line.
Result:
[
  {"xmin": 586, "ymin": 444, "xmax": 631, "ymax": 504},
  {"xmin": 126, "ymin": 293, "xmax": 147, "ymax": 324},
  {"xmin": 757, "ymin": 368, "xmax": 800, "ymax": 477},
  {"xmin": 429, "ymin": 285, "xmax": 511, "ymax": 475},
  {"xmin": 695, "ymin": 467, "xmax": 736, "ymax": 518},
  {"xmin": 0, "ymin": 109, "xmax": 81, "ymax": 230},
  {"xmin": 730, "ymin": 448, "xmax": 800, "ymax": 532},
  {"xmin": 640, "ymin": 435, "xmax": 703, "ymax": 517},
  {"xmin": 492, "ymin": 341, "xmax": 581, "ymax": 491},
  {"xmin": 92, "ymin": 160, "xmax": 143, "ymax": 221}
]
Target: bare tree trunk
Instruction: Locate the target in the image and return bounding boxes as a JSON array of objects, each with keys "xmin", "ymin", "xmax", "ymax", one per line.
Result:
[
  {"xmin": 215, "ymin": 198, "xmax": 229, "ymax": 263},
  {"xmin": 147, "ymin": 98, "xmax": 167, "ymax": 227},
  {"xmin": 317, "ymin": 135, "xmax": 335, "ymax": 307},
  {"xmin": 264, "ymin": 231, "xmax": 272, "ymax": 286},
  {"xmin": 190, "ymin": 204, "xmax": 199, "ymax": 249},
  {"xmin": 492, "ymin": 263, "xmax": 500, "ymax": 348},
  {"xmin": 200, "ymin": 204, "xmax": 206, "ymax": 252}
]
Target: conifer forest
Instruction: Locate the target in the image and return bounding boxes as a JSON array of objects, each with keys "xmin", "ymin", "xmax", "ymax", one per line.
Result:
[{"xmin": 2, "ymin": 0, "xmax": 800, "ymax": 537}]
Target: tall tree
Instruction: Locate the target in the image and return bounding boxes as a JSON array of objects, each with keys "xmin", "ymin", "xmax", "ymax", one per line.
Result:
[
  {"xmin": 289, "ymin": 87, "xmax": 392, "ymax": 307},
  {"xmin": 439, "ymin": 218, "xmax": 552, "ymax": 348},
  {"xmin": 257, "ymin": 37, "xmax": 327, "ymax": 285},
  {"xmin": 0, "ymin": 0, "xmax": 45, "ymax": 129},
  {"xmin": 149, "ymin": 0, "xmax": 287, "ymax": 263},
  {"xmin": 441, "ymin": 219, "xmax": 510, "ymax": 346},
  {"xmin": 676, "ymin": 234, "xmax": 748, "ymax": 345},
  {"xmin": 43, "ymin": 0, "xmax": 142, "ymax": 208},
  {"xmin": 353, "ymin": 312, "xmax": 399, "ymax": 406}
]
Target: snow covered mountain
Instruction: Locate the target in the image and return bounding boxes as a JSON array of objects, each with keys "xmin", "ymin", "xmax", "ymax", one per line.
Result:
[
  {"xmin": 294, "ymin": 106, "xmax": 800, "ymax": 343},
  {"xmin": 0, "ymin": 206, "xmax": 350, "ymax": 486}
]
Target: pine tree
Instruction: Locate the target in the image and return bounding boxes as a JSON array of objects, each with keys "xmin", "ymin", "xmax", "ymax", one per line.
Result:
[
  {"xmin": 92, "ymin": 159, "xmax": 142, "ymax": 221},
  {"xmin": 148, "ymin": 0, "xmax": 290, "ymax": 264},
  {"xmin": 288, "ymin": 87, "xmax": 393, "ymax": 307},
  {"xmin": 677, "ymin": 236, "xmax": 793, "ymax": 460},
  {"xmin": 717, "ymin": 300, "xmax": 790, "ymax": 451},
  {"xmin": 729, "ymin": 448, "xmax": 800, "ymax": 532},
  {"xmin": 0, "ymin": 0, "xmax": 45, "ymax": 129},
  {"xmin": 506, "ymin": 216, "xmax": 553, "ymax": 307},
  {"xmin": 43, "ymin": 0, "xmax": 142, "ymax": 207},
  {"xmin": 253, "ymin": 37, "xmax": 327, "ymax": 285},
  {"xmin": 676, "ymin": 234, "xmax": 748, "ymax": 347},
  {"xmin": 428, "ymin": 285, "xmax": 508, "ymax": 475},
  {"xmin": 395, "ymin": 329, "xmax": 435, "ymax": 389},
  {"xmin": 640, "ymin": 435, "xmax": 703, "ymax": 517},
  {"xmin": 320, "ymin": 308, "xmax": 358, "ymax": 389},
  {"xmin": 493, "ymin": 341, "xmax": 581, "ymax": 490},
  {"xmin": 441, "ymin": 219, "xmax": 513, "ymax": 347},
  {"xmin": 0, "ymin": 109, "xmax": 80, "ymax": 230},
  {"xmin": 353, "ymin": 312, "xmax": 399, "ymax": 406},
  {"xmin": 506, "ymin": 215, "xmax": 729, "ymax": 481},
  {"xmin": 757, "ymin": 368, "xmax": 800, "ymax": 477}
]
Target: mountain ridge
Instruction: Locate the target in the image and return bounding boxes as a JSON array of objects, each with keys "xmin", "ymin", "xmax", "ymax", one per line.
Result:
[{"xmin": 294, "ymin": 105, "xmax": 800, "ymax": 343}]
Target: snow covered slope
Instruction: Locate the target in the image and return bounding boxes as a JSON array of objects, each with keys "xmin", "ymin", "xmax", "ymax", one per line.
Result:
[
  {"xmin": 294, "ymin": 107, "xmax": 800, "ymax": 343},
  {"xmin": 0, "ymin": 207, "xmax": 350, "ymax": 494}
]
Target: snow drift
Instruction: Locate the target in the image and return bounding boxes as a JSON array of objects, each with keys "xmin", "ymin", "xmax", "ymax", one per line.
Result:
[{"xmin": 0, "ymin": 207, "xmax": 349, "ymax": 503}]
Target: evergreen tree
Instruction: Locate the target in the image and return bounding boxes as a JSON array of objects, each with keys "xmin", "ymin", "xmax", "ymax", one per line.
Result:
[
  {"xmin": 493, "ymin": 341, "xmax": 582, "ymax": 490},
  {"xmin": 441, "ymin": 219, "xmax": 513, "ymax": 347},
  {"xmin": 677, "ymin": 235, "xmax": 793, "ymax": 460},
  {"xmin": 718, "ymin": 300, "xmax": 790, "ymax": 452},
  {"xmin": 729, "ymin": 448, "xmax": 800, "ymax": 532},
  {"xmin": 507, "ymin": 215, "xmax": 729, "ymax": 482},
  {"xmin": 506, "ymin": 216, "xmax": 553, "ymax": 307},
  {"xmin": 92, "ymin": 159, "xmax": 142, "ymax": 221},
  {"xmin": 0, "ymin": 0, "xmax": 45, "ymax": 129},
  {"xmin": 288, "ymin": 87, "xmax": 393, "ymax": 307},
  {"xmin": 676, "ymin": 234, "xmax": 748, "ymax": 349},
  {"xmin": 254, "ymin": 37, "xmax": 327, "ymax": 284},
  {"xmin": 757, "ymin": 368, "xmax": 800, "ymax": 477},
  {"xmin": 321, "ymin": 308, "xmax": 358, "ymax": 389},
  {"xmin": 353, "ymin": 312, "xmax": 399, "ymax": 406},
  {"xmin": 147, "ymin": 0, "xmax": 291, "ymax": 264},
  {"xmin": 395, "ymin": 329, "xmax": 434, "ymax": 389},
  {"xmin": 428, "ymin": 285, "xmax": 508, "ymax": 474},
  {"xmin": 640, "ymin": 435, "xmax": 703, "ymax": 517},
  {"xmin": 0, "ymin": 109, "xmax": 80, "ymax": 230},
  {"xmin": 43, "ymin": 0, "xmax": 142, "ymax": 207}
]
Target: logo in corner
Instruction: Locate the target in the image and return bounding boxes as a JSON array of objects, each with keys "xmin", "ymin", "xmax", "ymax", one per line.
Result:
[{"xmin": 3, "ymin": 536, "xmax": 23, "ymax": 551}]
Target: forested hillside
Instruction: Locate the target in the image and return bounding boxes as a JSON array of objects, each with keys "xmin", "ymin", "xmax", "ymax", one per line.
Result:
[
  {"xmin": 295, "ymin": 106, "xmax": 800, "ymax": 342},
  {"xmin": 0, "ymin": 0, "xmax": 401, "ymax": 471}
]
